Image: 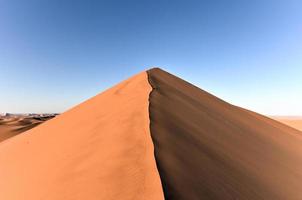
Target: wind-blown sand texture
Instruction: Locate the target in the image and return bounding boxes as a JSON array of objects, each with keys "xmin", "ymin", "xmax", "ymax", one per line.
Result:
[
  {"xmin": 0, "ymin": 72, "xmax": 164, "ymax": 200},
  {"xmin": 147, "ymin": 68, "xmax": 302, "ymax": 200},
  {"xmin": 0, "ymin": 115, "xmax": 55, "ymax": 142},
  {"xmin": 1, "ymin": 68, "xmax": 302, "ymax": 200},
  {"xmin": 273, "ymin": 116, "xmax": 302, "ymax": 131}
]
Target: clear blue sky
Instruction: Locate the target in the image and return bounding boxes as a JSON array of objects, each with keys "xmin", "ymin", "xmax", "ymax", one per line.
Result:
[{"xmin": 0, "ymin": 0, "xmax": 301, "ymax": 115}]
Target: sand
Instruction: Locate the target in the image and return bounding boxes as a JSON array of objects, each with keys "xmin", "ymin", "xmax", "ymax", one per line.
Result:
[
  {"xmin": 0, "ymin": 116, "xmax": 54, "ymax": 142},
  {"xmin": 0, "ymin": 72, "xmax": 164, "ymax": 200},
  {"xmin": 272, "ymin": 116, "xmax": 302, "ymax": 131},
  {"xmin": 147, "ymin": 68, "xmax": 302, "ymax": 200}
]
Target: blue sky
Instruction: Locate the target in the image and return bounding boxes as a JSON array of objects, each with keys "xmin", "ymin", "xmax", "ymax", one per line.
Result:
[{"xmin": 0, "ymin": 0, "xmax": 301, "ymax": 115}]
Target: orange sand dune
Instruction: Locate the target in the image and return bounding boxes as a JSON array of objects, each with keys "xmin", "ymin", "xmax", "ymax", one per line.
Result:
[
  {"xmin": 272, "ymin": 116, "xmax": 302, "ymax": 131},
  {"xmin": 0, "ymin": 72, "xmax": 164, "ymax": 200},
  {"xmin": 1, "ymin": 68, "xmax": 302, "ymax": 200}
]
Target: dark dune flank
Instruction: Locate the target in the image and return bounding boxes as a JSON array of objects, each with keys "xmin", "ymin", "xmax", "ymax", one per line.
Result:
[{"xmin": 147, "ymin": 68, "xmax": 302, "ymax": 200}]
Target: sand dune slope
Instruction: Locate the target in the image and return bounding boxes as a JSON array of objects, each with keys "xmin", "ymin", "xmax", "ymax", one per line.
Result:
[
  {"xmin": 1, "ymin": 68, "xmax": 301, "ymax": 200},
  {"xmin": 147, "ymin": 68, "xmax": 302, "ymax": 200},
  {"xmin": 0, "ymin": 72, "xmax": 164, "ymax": 200}
]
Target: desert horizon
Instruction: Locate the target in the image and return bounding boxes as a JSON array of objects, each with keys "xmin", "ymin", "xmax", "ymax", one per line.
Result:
[
  {"xmin": 1, "ymin": 105, "xmax": 302, "ymax": 143},
  {"xmin": 271, "ymin": 116, "xmax": 302, "ymax": 132}
]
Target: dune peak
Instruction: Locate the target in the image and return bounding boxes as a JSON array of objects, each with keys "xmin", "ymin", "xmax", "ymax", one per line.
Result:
[{"xmin": 1, "ymin": 68, "xmax": 302, "ymax": 200}]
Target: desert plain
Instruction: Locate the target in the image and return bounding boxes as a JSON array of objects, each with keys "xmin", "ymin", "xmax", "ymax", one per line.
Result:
[{"xmin": 273, "ymin": 116, "xmax": 302, "ymax": 131}]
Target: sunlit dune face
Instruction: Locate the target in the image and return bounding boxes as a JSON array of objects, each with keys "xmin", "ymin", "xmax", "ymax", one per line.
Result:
[{"xmin": 0, "ymin": 72, "xmax": 164, "ymax": 200}]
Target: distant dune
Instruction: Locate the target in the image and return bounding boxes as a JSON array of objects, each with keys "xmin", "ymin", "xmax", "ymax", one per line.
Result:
[
  {"xmin": 0, "ymin": 68, "xmax": 302, "ymax": 200},
  {"xmin": 272, "ymin": 116, "xmax": 302, "ymax": 131},
  {"xmin": 0, "ymin": 115, "xmax": 56, "ymax": 142}
]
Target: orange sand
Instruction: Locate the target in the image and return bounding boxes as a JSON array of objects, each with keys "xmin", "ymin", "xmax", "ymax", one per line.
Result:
[{"xmin": 0, "ymin": 72, "xmax": 164, "ymax": 200}]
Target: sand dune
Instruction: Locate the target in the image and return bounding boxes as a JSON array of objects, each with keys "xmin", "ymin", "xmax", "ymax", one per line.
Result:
[
  {"xmin": 273, "ymin": 116, "xmax": 302, "ymax": 131},
  {"xmin": 147, "ymin": 68, "xmax": 302, "ymax": 199},
  {"xmin": 0, "ymin": 115, "xmax": 55, "ymax": 142},
  {"xmin": 0, "ymin": 72, "xmax": 164, "ymax": 200},
  {"xmin": 1, "ymin": 68, "xmax": 302, "ymax": 200}
]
